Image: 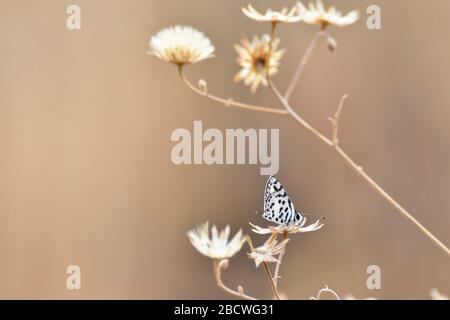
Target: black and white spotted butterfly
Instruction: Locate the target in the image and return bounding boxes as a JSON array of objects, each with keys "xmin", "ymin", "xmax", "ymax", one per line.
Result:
[{"xmin": 263, "ymin": 176, "xmax": 304, "ymax": 227}]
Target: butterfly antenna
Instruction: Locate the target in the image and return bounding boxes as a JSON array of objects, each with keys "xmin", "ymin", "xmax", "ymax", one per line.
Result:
[{"xmin": 302, "ymin": 213, "xmax": 327, "ymax": 221}]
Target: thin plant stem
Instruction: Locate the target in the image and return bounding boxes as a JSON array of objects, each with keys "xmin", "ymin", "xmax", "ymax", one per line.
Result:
[
  {"xmin": 178, "ymin": 66, "xmax": 288, "ymax": 115},
  {"xmin": 269, "ymin": 80, "xmax": 450, "ymax": 257},
  {"xmin": 329, "ymin": 94, "xmax": 348, "ymax": 146},
  {"xmin": 212, "ymin": 259, "xmax": 257, "ymax": 300},
  {"xmin": 273, "ymin": 232, "xmax": 288, "ymax": 288},
  {"xmin": 271, "ymin": 82, "xmax": 334, "ymax": 146},
  {"xmin": 335, "ymin": 144, "xmax": 450, "ymax": 256},
  {"xmin": 263, "ymin": 262, "xmax": 281, "ymax": 300},
  {"xmin": 265, "ymin": 21, "xmax": 278, "ymax": 79},
  {"xmin": 284, "ymin": 31, "xmax": 326, "ymax": 101},
  {"xmin": 310, "ymin": 286, "xmax": 341, "ymax": 300}
]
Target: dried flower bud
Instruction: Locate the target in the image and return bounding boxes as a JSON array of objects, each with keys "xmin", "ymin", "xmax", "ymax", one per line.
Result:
[
  {"xmin": 248, "ymin": 235, "xmax": 289, "ymax": 268},
  {"xmin": 327, "ymin": 35, "xmax": 337, "ymax": 51},
  {"xmin": 198, "ymin": 79, "xmax": 208, "ymax": 95}
]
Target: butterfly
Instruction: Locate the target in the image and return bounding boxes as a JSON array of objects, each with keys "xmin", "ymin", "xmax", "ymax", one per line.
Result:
[{"xmin": 263, "ymin": 176, "xmax": 304, "ymax": 227}]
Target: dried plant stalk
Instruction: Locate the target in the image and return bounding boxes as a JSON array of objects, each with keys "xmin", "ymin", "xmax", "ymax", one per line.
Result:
[
  {"xmin": 213, "ymin": 259, "xmax": 257, "ymax": 300},
  {"xmin": 153, "ymin": 2, "xmax": 450, "ymax": 301},
  {"xmin": 263, "ymin": 262, "xmax": 281, "ymax": 300},
  {"xmin": 268, "ymin": 75, "xmax": 449, "ymax": 256},
  {"xmin": 310, "ymin": 286, "xmax": 341, "ymax": 300},
  {"xmin": 273, "ymin": 232, "xmax": 288, "ymax": 288},
  {"xmin": 179, "ymin": 28, "xmax": 450, "ymax": 257},
  {"xmin": 285, "ymin": 31, "xmax": 327, "ymax": 100},
  {"xmin": 178, "ymin": 66, "xmax": 288, "ymax": 115}
]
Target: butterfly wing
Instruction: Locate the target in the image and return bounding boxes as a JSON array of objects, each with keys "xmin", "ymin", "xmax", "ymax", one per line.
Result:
[{"xmin": 263, "ymin": 176, "xmax": 301, "ymax": 226}]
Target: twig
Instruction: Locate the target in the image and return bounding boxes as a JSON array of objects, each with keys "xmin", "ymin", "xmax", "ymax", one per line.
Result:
[
  {"xmin": 310, "ymin": 286, "xmax": 341, "ymax": 300},
  {"xmin": 270, "ymin": 27, "xmax": 449, "ymax": 256},
  {"xmin": 269, "ymin": 79, "xmax": 450, "ymax": 257},
  {"xmin": 284, "ymin": 31, "xmax": 327, "ymax": 101},
  {"xmin": 329, "ymin": 94, "xmax": 348, "ymax": 146},
  {"xmin": 213, "ymin": 259, "xmax": 258, "ymax": 300},
  {"xmin": 178, "ymin": 66, "xmax": 288, "ymax": 115},
  {"xmin": 265, "ymin": 21, "xmax": 278, "ymax": 78},
  {"xmin": 270, "ymin": 80, "xmax": 334, "ymax": 146},
  {"xmin": 263, "ymin": 262, "xmax": 281, "ymax": 300},
  {"xmin": 247, "ymin": 234, "xmax": 280, "ymax": 300},
  {"xmin": 273, "ymin": 232, "xmax": 288, "ymax": 288},
  {"xmin": 335, "ymin": 144, "xmax": 450, "ymax": 256}
]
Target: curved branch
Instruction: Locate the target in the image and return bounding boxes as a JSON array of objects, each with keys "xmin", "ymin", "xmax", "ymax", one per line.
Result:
[
  {"xmin": 310, "ymin": 286, "xmax": 341, "ymax": 300},
  {"xmin": 213, "ymin": 259, "xmax": 258, "ymax": 300},
  {"xmin": 178, "ymin": 66, "xmax": 288, "ymax": 115}
]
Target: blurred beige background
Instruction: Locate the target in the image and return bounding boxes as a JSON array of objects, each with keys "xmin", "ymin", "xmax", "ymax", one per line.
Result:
[{"xmin": 0, "ymin": 0, "xmax": 449, "ymax": 299}]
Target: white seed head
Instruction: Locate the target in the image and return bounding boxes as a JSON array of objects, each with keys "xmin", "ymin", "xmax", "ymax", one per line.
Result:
[
  {"xmin": 149, "ymin": 25, "xmax": 215, "ymax": 65},
  {"xmin": 187, "ymin": 222, "xmax": 246, "ymax": 260},
  {"xmin": 297, "ymin": 1, "xmax": 359, "ymax": 29},
  {"xmin": 242, "ymin": 4, "xmax": 303, "ymax": 23}
]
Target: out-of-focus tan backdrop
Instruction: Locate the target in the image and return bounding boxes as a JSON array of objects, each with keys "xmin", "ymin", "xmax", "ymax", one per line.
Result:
[{"xmin": 0, "ymin": 0, "xmax": 449, "ymax": 299}]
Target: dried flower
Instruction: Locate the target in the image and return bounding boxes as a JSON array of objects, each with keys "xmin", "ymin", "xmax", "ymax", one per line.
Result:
[
  {"xmin": 187, "ymin": 222, "xmax": 246, "ymax": 259},
  {"xmin": 250, "ymin": 217, "xmax": 323, "ymax": 235},
  {"xmin": 242, "ymin": 4, "xmax": 303, "ymax": 24},
  {"xmin": 247, "ymin": 235, "xmax": 290, "ymax": 268},
  {"xmin": 234, "ymin": 35, "xmax": 284, "ymax": 92},
  {"xmin": 310, "ymin": 286, "xmax": 341, "ymax": 300},
  {"xmin": 148, "ymin": 25, "xmax": 215, "ymax": 66},
  {"xmin": 431, "ymin": 289, "xmax": 449, "ymax": 300},
  {"xmin": 297, "ymin": 1, "xmax": 359, "ymax": 29}
]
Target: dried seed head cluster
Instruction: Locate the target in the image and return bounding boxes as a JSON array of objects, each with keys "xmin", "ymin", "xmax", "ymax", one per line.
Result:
[
  {"xmin": 298, "ymin": 0, "xmax": 359, "ymax": 29},
  {"xmin": 234, "ymin": 35, "xmax": 285, "ymax": 92},
  {"xmin": 187, "ymin": 222, "xmax": 246, "ymax": 260},
  {"xmin": 148, "ymin": 25, "xmax": 215, "ymax": 65},
  {"xmin": 250, "ymin": 217, "xmax": 323, "ymax": 235},
  {"xmin": 242, "ymin": 4, "xmax": 303, "ymax": 24},
  {"xmin": 247, "ymin": 235, "xmax": 290, "ymax": 268},
  {"xmin": 148, "ymin": 2, "xmax": 359, "ymax": 93}
]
